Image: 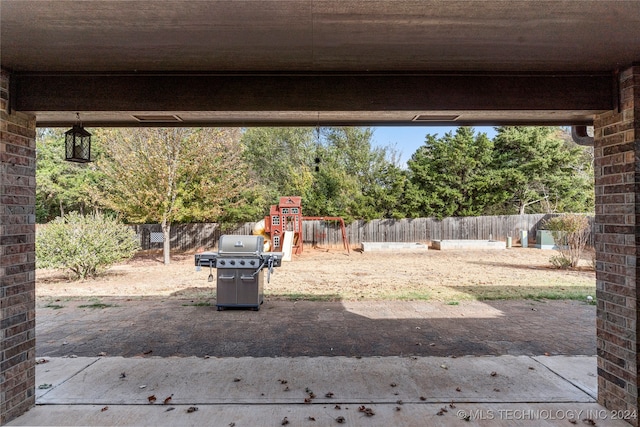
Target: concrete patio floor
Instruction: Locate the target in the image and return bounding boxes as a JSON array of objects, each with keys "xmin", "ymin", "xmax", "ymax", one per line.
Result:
[{"xmin": 7, "ymin": 355, "xmax": 633, "ymax": 426}]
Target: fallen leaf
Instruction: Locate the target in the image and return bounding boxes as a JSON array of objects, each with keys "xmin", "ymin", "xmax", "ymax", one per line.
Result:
[
  {"xmin": 440, "ymin": 364, "xmax": 448, "ymax": 370},
  {"xmin": 147, "ymin": 395, "xmax": 156, "ymax": 404},
  {"xmin": 420, "ymin": 396, "xmax": 426, "ymax": 401},
  {"xmin": 358, "ymin": 405, "xmax": 375, "ymax": 416},
  {"xmin": 396, "ymin": 400, "xmax": 403, "ymax": 405},
  {"xmin": 284, "ymin": 386, "xmax": 290, "ymax": 392},
  {"xmin": 279, "ymin": 379, "xmax": 288, "ymax": 384},
  {"xmin": 449, "ymin": 402, "xmax": 456, "ymax": 408},
  {"xmin": 490, "ymin": 371, "xmax": 497, "ymax": 377},
  {"xmin": 165, "ymin": 407, "xmax": 175, "ymax": 412},
  {"xmin": 455, "ymin": 387, "xmax": 461, "ymax": 392},
  {"xmin": 437, "ymin": 409, "xmax": 444, "ymax": 416},
  {"xmin": 493, "ymin": 388, "xmax": 500, "ymax": 392},
  {"xmin": 334, "ymin": 404, "xmax": 341, "ymax": 410},
  {"xmin": 395, "ymin": 406, "xmax": 401, "ymax": 411},
  {"xmin": 281, "ymin": 416, "xmax": 289, "ymax": 425},
  {"xmin": 120, "ymin": 372, "xmax": 126, "ymax": 379},
  {"xmin": 325, "ymin": 392, "xmax": 334, "ymax": 398},
  {"xmin": 98, "ymin": 352, "xmax": 107, "ymax": 357},
  {"xmin": 101, "ymin": 406, "xmax": 108, "ymax": 412},
  {"xmin": 163, "ymin": 394, "xmax": 173, "ymax": 405},
  {"xmin": 233, "ymin": 377, "xmax": 241, "ymax": 382},
  {"xmin": 36, "ymin": 359, "xmax": 49, "ymax": 364},
  {"xmin": 228, "ymin": 423, "xmax": 235, "ymax": 427},
  {"xmin": 143, "ymin": 350, "xmax": 153, "ymax": 355},
  {"xmin": 139, "ymin": 385, "xmax": 147, "ymax": 389},
  {"xmin": 204, "ymin": 355, "xmax": 210, "ymax": 359},
  {"xmin": 308, "ymin": 416, "xmax": 316, "ymax": 421},
  {"xmin": 582, "ymin": 419, "xmax": 596, "ymax": 426},
  {"xmin": 336, "ymin": 416, "xmax": 345, "ymax": 423},
  {"xmin": 186, "ymin": 406, "xmax": 198, "ymax": 413},
  {"xmin": 304, "ymin": 398, "xmax": 312, "ymax": 403},
  {"xmin": 569, "ymin": 419, "xmax": 577, "ymax": 425},
  {"xmin": 390, "ymin": 383, "xmax": 397, "ymax": 387},
  {"xmin": 38, "ymin": 384, "xmax": 52, "ymax": 390}
]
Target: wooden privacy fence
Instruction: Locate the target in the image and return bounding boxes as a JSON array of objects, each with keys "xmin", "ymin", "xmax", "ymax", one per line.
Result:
[{"xmin": 133, "ymin": 213, "xmax": 594, "ymax": 251}]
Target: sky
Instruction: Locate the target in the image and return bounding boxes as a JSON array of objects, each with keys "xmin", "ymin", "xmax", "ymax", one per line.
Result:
[{"xmin": 371, "ymin": 126, "xmax": 497, "ymax": 166}]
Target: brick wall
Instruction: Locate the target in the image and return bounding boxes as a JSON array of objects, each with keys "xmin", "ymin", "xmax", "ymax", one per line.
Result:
[
  {"xmin": 594, "ymin": 65, "xmax": 640, "ymax": 423},
  {"xmin": 0, "ymin": 69, "xmax": 37, "ymax": 424}
]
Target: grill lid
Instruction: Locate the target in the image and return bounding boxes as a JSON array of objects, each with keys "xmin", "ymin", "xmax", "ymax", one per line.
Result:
[{"xmin": 217, "ymin": 235, "xmax": 264, "ymax": 255}]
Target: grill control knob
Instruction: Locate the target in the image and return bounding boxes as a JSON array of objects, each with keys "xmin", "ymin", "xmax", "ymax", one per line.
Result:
[
  {"xmin": 250, "ymin": 260, "xmax": 256, "ymax": 266},
  {"xmin": 240, "ymin": 260, "xmax": 245, "ymax": 265},
  {"xmin": 230, "ymin": 260, "xmax": 236, "ymax": 265},
  {"xmin": 219, "ymin": 260, "xmax": 226, "ymax": 266}
]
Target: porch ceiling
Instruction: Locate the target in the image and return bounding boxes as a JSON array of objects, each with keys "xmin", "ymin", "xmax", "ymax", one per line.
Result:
[{"xmin": 2, "ymin": 0, "xmax": 639, "ymax": 126}]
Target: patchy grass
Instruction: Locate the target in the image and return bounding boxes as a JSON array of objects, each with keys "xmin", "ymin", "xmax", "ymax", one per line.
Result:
[
  {"xmin": 78, "ymin": 302, "xmax": 117, "ymax": 309},
  {"xmin": 182, "ymin": 301, "xmax": 213, "ymax": 307},
  {"xmin": 381, "ymin": 290, "xmax": 432, "ymax": 301},
  {"xmin": 44, "ymin": 303, "xmax": 65, "ymax": 310},
  {"xmin": 268, "ymin": 292, "xmax": 343, "ymax": 302},
  {"xmin": 446, "ymin": 301, "xmax": 460, "ymax": 306}
]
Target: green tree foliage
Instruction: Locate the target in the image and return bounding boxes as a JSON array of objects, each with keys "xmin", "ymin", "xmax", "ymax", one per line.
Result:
[
  {"xmin": 35, "ymin": 129, "xmax": 103, "ymax": 222},
  {"xmin": 241, "ymin": 127, "xmax": 404, "ymax": 221},
  {"xmin": 36, "ymin": 213, "xmax": 139, "ymax": 280},
  {"xmin": 492, "ymin": 127, "xmax": 594, "ymax": 214},
  {"xmin": 97, "ymin": 128, "xmax": 250, "ymax": 264},
  {"xmin": 405, "ymin": 127, "xmax": 502, "ymax": 219},
  {"xmin": 240, "ymin": 127, "xmax": 316, "ymax": 212},
  {"xmin": 311, "ymin": 128, "xmax": 406, "ymax": 220}
]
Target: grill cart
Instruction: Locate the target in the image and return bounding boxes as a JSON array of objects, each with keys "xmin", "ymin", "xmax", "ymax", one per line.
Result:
[{"xmin": 195, "ymin": 235, "xmax": 283, "ymax": 311}]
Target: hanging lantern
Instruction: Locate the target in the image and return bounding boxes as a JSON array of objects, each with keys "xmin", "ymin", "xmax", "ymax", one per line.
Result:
[{"xmin": 65, "ymin": 114, "xmax": 92, "ymax": 163}]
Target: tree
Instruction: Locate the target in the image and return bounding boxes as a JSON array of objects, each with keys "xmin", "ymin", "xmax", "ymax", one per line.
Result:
[
  {"xmin": 241, "ymin": 127, "xmax": 404, "ymax": 221},
  {"xmin": 492, "ymin": 126, "xmax": 594, "ymax": 215},
  {"xmin": 314, "ymin": 127, "xmax": 405, "ymax": 220},
  {"xmin": 241, "ymin": 127, "xmax": 317, "ymax": 207},
  {"xmin": 405, "ymin": 127, "xmax": 503, "ymax": 219},
  {"xmin": 97, "ymin": 128, "xmax": 250, "ymax": 264}
]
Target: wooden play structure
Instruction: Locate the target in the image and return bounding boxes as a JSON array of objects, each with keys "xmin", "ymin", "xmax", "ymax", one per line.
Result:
[{"xmin": 253, "ymin": 196, "xmax": 350, "ymax": 258}]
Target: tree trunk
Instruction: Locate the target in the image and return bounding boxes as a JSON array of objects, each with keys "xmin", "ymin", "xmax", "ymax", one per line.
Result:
[
  {"xmin": 162, "ymin": 221, "xmax": 171, "ymax": 265},
  {"xmin": 59, "ymin": 200, "xmax": 65, "ymax": 217}
]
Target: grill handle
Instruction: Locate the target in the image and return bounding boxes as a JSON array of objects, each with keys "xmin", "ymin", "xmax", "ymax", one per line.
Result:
[{"xmin": 218, "ymin": 274, "xmax": 236, "ymax": 280}]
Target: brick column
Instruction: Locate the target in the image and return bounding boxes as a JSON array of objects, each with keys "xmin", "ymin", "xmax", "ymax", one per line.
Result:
[
  {"xmin": 594, "ymin": 64, "xmax": 640, "ymax": 423},
  {"xmin": 0, "ymin": 69, "xmax": 37, "ymax": 424}
]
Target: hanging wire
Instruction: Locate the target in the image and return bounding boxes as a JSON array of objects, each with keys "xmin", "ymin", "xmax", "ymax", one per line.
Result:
[{"xmin": 314, "ymin": 113, "xmax": 321, "ymax": 172}]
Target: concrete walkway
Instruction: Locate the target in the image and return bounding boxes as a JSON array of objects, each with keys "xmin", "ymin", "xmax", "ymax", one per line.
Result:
[{"xmin": 8, "ymin": 355, "xmax": 633, "ymax": 426}]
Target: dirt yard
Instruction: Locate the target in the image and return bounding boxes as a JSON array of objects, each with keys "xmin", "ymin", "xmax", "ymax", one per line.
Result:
[{"xmin": 36, "ymin": 247, "xmax": 595, "ymax": 303}]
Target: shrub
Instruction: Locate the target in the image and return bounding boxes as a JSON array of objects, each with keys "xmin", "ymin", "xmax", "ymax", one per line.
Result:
[
  {"xmin": 36, "ymin": 213, "xmax": 139, "ymax": 280},
  {"xmin": 544, "ymin": 214, "xmax": 590, "ymax": 268}
]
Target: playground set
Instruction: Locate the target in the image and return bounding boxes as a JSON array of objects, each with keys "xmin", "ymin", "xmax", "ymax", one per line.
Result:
[{"xmin": 252, "ymin": 196, "xmax": 350, "ymax": 258}]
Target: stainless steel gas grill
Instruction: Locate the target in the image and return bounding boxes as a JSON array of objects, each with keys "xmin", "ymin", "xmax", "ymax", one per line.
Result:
[{"xmin": 195, "ymin": 235, "xmax": 283, "ymax": 311}]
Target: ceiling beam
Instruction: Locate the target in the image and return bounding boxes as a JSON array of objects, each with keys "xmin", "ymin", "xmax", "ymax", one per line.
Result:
[{"xmin": 14, "ymin": 73, "xmax": 614, "ymax": 118}]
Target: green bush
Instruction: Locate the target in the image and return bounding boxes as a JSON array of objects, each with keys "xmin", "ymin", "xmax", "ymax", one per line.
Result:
[
  {"xmin": 36, "ymin": 213, "xmax": 139, "ymax": 280},
  {"xmin": 544, "ymin": 214, "xmax": 590, "ymax": 268}
]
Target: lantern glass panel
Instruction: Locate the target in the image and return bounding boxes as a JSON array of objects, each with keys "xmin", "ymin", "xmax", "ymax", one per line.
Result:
[{"xmin": 64, "ymin": 125, "xmax": 92, "ymax": 163}]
